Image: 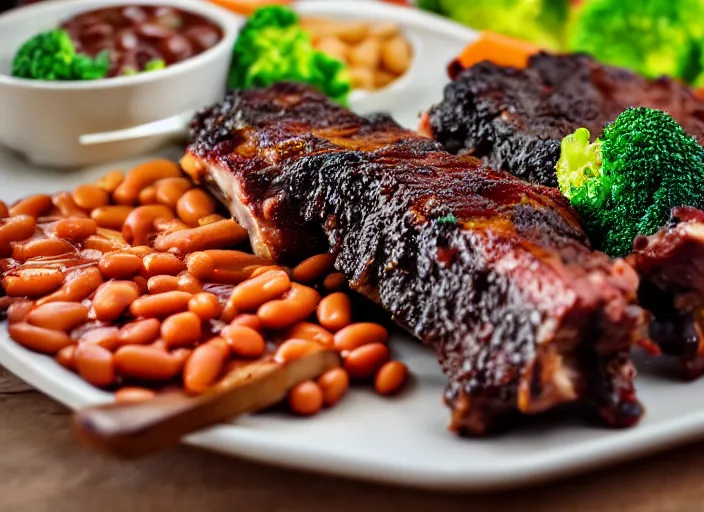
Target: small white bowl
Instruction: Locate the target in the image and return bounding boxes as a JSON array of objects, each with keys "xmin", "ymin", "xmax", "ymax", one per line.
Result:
[{"xmin": 0, "ymin": 0, "xmax": 242, "ymax": 168}]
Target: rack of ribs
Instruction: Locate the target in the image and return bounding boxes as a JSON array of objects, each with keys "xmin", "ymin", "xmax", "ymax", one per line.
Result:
[
  {"xmin": 182, "ymin": 82, "xmax": 646, "ymax": 435},
  {"xmin": 422, "ymin": 52, "xmax": 704, "ymax": 188}
]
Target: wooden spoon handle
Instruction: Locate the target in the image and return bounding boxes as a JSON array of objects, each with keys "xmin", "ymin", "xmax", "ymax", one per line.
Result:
[{"xmin": 73, "ymin": 350, "xmax": 341, "ymax": 459}]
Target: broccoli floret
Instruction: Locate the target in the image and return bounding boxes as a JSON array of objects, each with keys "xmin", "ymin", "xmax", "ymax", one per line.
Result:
[
  {"xmin": 556, "ymin": 107, "xmax": 704, "ymax": 257},
  {"xmin": 568, "ymin": 0, "xmax": 704, "ymax": 85},
  {"xmin": 418, "ymin": 0, "xmax": 570, "ymax": 51},
  {"xmin": 144, "ymin": 59, "xmax": 167, "ymax": 72},
  {"xmin": 12, "ymin": 29, "xmax": 109, "ymax": 81},
  {"xmin": 228, "ymin": 5, "xmax": 351, "ymax": 104}
]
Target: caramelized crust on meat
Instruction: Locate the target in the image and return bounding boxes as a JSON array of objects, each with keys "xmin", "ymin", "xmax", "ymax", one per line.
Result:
[
  {"xmin": 186, "ymin": 83, "xmax": 646, "ymax": 434},
  {"xmin": 426, "ymin": 52, "xmax": 704, "ymax": 187}
]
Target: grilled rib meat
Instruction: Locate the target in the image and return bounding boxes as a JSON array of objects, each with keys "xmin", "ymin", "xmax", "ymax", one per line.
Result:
[
  {"xmin": 184, "ymin": 83, "xmax": 646, "ymax": 434},
  {"xmin": 423, "ymin": 52, "xmax": 704, "ymax": 187},
  {"xmin": 629, "ymin": 207, "xmax": 704, "ymax": 378}
]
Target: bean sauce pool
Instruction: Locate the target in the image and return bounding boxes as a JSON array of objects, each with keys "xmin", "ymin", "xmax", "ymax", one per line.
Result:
[{"xmin": 60, "ymin": 5, "xmax": 223, "ymax": 77}]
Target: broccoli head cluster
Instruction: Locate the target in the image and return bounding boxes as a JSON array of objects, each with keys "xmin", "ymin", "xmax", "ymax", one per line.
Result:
[
  {"xmin": 229, "ymin": 6, "xmax": 351, "ymax": 105},
  {"xmin": 556, "ymin": 107, "xmax": 704, "ymax": 257},
  {"xmin": 568, "ymin": 0, "xmax": 704, "ymax": 85},
  {"xmin": 12, "ymin": 29, "xmax": 109, "ymax": 81}
]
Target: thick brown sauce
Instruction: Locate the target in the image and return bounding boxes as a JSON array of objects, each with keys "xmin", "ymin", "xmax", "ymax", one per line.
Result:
[{"xmin": 60, "ymin": 5, "xmax": 223, "ymax": 77}]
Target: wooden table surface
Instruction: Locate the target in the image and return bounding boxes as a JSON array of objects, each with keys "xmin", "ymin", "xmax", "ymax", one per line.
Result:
[{"xmin": 2, "ymin": 366, "xmax": 703, "ymax": 512}]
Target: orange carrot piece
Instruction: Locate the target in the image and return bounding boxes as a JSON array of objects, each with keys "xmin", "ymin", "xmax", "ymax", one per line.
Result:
[
  {"xmin": 205, "ymin": 0, "xmax": 293, "ymax": 15},
  {"xmin": 456, "ymin": 31, "xmax": 541, "ymax": 71}
]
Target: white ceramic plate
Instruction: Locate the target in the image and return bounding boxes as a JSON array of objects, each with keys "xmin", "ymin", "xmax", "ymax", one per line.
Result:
[{"xmin": 4, "ymin": 0, "xmax": 704, "ymax": 493}]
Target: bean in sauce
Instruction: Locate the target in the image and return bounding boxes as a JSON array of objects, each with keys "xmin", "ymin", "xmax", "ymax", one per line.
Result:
[{"xmin": 60, "ymin": 5, "xmax": 223, "ymax": 77}]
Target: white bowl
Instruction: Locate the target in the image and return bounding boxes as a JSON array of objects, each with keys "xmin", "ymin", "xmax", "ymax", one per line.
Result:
[{"xmin": 0, "ymin": 0, "xmax": 242, "ymax": 168}]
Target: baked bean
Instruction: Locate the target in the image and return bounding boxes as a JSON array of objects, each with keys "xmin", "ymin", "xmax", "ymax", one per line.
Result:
[
  {"xmin": 317, "ymin": 292, "xmax": 352, "ymax": 332},
  {"xmin": 161, "ymin": 311, "xmax": 202, "ymax": 348},
  {"xmin": 151, "ymin": 339, "xmax": 167, "ymax": 351},
  {"xmin": 98, "ymin": 252, "xmax": 142, "ymax": 279},
  {"xmin": 129, "ymin": 291, "xmax": 192, "ymax": 318},
  {"xmin": 191, "ymin": 250, "xmax": 271, "ymax": 276},
  {"xmin": 82, "ymin": 234, "xmax": 127, "ymax": 253},
  {"xmin": 8, "ymin": 322, "xmax": 74, "ymax": 354},
  {"xmin": 348, "ymin": 66, "xmax": 375, "ymax": 90},
  {"xmin": 221, "ymin": 325, "xmax": 265, "ymax": 358},
  {"xmin": 114, "ymin": 345, "xmax": 180, "ymax": 381},
  {"xmin": 274, "ymin": 338, "xmax": 323, "ymax": 363},
  {"xmin": 138, "ymin": 186, "xmax": 157, "ymax": 205},
  {"xmin": 11, "ymin": 238, "xmax": 74, "ymax": 261},
  {"xmin": 333, "ymin": 323, "xmax": 388, "ymax": 352},
  {"xmin": 37, "ymin": 266, "xmax": 102, "ymax": 306},
  {"xmin": 153, "ymin": 219, "xmax": 248, "ymax": 253},
  {"xmin": 9, "ymin": 194, "xmax": 52, "ymax": 218},
  {"xmin": 52, "ymin": 192, "xmax": 88, "ymax": 218},
  {"xmin": 0, "ymin": 200, "xmax": 8, "ymax": 219},
  {"xmin": 127, "ymin": 245, "xmax": 155, "ymax": 258},
  {"xmin": 374, "ymin": 70, "xmax": 396, "ymax": 88},
  {"xmin": 77, "ymin": 326, "xmax": 120, "ymax": 352},
  {"xmin": 122, "ymin": 204, "xmax": 175, "ymax": 246},
  {"xmin": 75, "ymin": 343, "xmax": 116, "ymax": 388},
  {"xmin": 26, "ymin": 302, "xmax": 88, "ymax": 331},
  {"xmin": 257, "ymin": 284, "xmax": 321, "ymax": 330},
  {"xmin": 154, "ymin": 218, "xmax": 189, "ymax": 235},
  {"xmin": 285, "ymin": 322, "xmax": 334, "ymax": 347},
  {"xmin": 229, "ymin": 314, "xmax": 263, "ymax": 332},
  {"xmin": 147, "ymin": 275, "xmax": 180, "ymax": 294},
  {"xmin": 317, "ymin": 368, "xmax": 349, "ymax": 406},
  {"xmin": 344, "ymin": 343, "xmax": 389, "ymax": 379},
  {"xmin": 226, "ymin": 270, "xmax": 291, "ymax": 313},
  {"xmin": 323, "ymin": 272, "xmax": 346, "ymax": 292},
  {"xmin": 183, "ymin": 339, "xmax": 229, "ymax": 394},
  {"xmin": 93, "ymin": 280, "xmax": 140, "ymax": 322},
  {"xmin": 115, "ymin": 387, "xmax": 156, "ymax": 403},
  {"xmin": 288, "ymin": 380, "xmax": 323, "ymax": 416},
  {"xmin": 188, "ymin": 292, "xmax": 221, "ymax": 321},
  {"xmin": 349, "ymin": 37, "xmax": 381, "ymax": 69},
  {"xmin": 56, "ymin": 344, "xmax": 77, "ymax": 371},
  {"xmin": 53, "ymin": 218, "xmax": 97, "ymax": 242},
  {"xmin": 117, "ymin": 318, "xmax": 161, "ymax": 347},
  {"xmin": 93, "ymin": 171, "xmax": 125, "ymax": 193},
  {"xmin": 91, "ymin": 205, "xmax": 134, "ymax": 230},
  {"xmin": 316, "ymin": 36, "xmax": 348, "ymax": 62},
  {"xmin": 0, "ymin": 215, "xmax": 36, "ymax": 256},
  {"xmin": 113, "ymin": 159, "xmax": 182, "ymax": 205},
  {"xmin": 154, "ymin": 177, "xmax": 192, "ymax": 209},
  {"xmin": 198, "ymin": 213, "xmax": 225, "ymax": 226},
  {"xmin": 171, "ymin": 348, "xmax": 193, "ymax": 372},
  {"xmin": 185, "ymin": 251, "xmax": 215, "ymax": 279},
  {"xmin": 133, "ymin": 275, "xmax": 149, "ymax": 295},
  {"xmin": 7, "ymin": 300, "xmax": 33, "ymax": 324},
  {"xmin": 249, "ymin": 265, "xmax": 292, "ymax": 279},
  {"xmin": 73, "ymin": 184, "xmax": 110, "ymax": 210},
  {"xmin": 3, "ymin": 268, "xmax": 64, "ymax": 297},
  {"xmin": 374, "ymin": 361, "xmax": 408, "ymax": 396},
  {"xmin": 142, "ymin": 252, "xmax": 185, "ymax": 277},
  {"xmin": 177, "ymin": 272, "xmax": 202, "ymax": 294},
  {"xmin": 179, "ymin": 153, "xmax": 205, "ymax": 180},
  {"xmin": 292, "ymin": 253, "xmax": 335, "ymax": 283},
  {"xmin": 381, "ymin": 36, "xmax": 411, "ymax": 75},
  {"xmin": 176, "ymin": 189, "xmax": 217, "ymax": 226}
]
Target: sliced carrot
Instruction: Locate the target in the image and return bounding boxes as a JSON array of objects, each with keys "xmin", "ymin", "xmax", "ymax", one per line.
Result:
[
  {"xmin": 455, "ymin": 31, "xmax": 541, "ymax": 71},
  {"xmin": 206, "ymin": 0, "xmax": 293, "ymax": 15}
]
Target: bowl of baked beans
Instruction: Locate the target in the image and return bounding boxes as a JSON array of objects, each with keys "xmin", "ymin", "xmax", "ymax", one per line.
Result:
[{"xmin": 0, "ymin": 0, "xmax": 242, "ymax": 168}]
